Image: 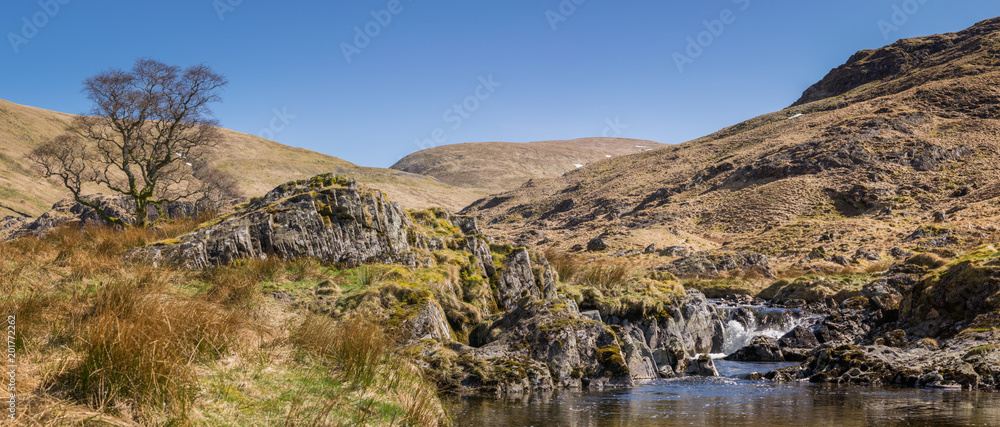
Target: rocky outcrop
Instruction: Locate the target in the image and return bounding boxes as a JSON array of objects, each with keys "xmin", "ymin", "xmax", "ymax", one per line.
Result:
[
  {"xmin": 792, "ymin": 18, "xmax": 1000, "ymax": 106},
  {"xmin": 458, "ymin": 299, "xmax": 634, "ymax": 392},
  {"xmin": 2, "ymin": 194, "xmax": 217, "ymax": 241},
  {"xmin": 765, "ymin": 330, "xmax": 1000, "ymax": 391},
  {"xmin": 135, "ymin": 175, "xmax": 419, "ymax": 268},
  {"xmin": 669, "ymin": 251, "xmax": 773, "ymax": 278}
]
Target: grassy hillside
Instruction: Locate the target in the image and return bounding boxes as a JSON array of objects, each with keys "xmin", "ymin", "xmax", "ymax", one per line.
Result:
[
  {"xmin": 0, "ymin": 99, "xmax": 482, "ymax": 217},
  {"xmin": 390, "ymin": 138, "xmax": 665, "ymax": 194},
  {"xmin": 462, "ymin": 17, "xmax": 1000, "ymax": 263}
]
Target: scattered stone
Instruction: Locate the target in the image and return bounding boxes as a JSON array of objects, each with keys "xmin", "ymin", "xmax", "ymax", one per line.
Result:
[{"xmin": 587, "ymin": 236, "xmax": 609, "ymax": 252}]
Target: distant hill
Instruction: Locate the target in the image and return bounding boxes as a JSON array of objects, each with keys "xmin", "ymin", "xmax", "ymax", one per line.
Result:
[
  {"xmin": 390, "ymin": 138, "xmax": 665, "ymax": 194},
  {"xmin": 461, "ymin": 17, "xmax": 1000, "ymax": 259},
  {"xmin": 0, "ymin": 99, "xmax": 481, "ymax": 217}
]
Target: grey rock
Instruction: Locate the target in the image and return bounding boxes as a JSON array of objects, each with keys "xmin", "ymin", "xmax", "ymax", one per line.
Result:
[
  {"xmin": 725, "ymin": 336, "xmax": 784, "ymax": 362},
  {"xmin": 658, "ymin": 246, "xmax": 690, "ymax": 257},
  {"xmin": 670, "ymin": 251, "xmax": 773, "ymax": 278},
  {"xmin": 687, "ymin": 354, "xmax": 720, "ymax": 377},
  {"xmin": 404, "ymin": 299, "xmax": 453, "ymax": 343},
  {"xmin": 497, "ymin": 249, "xmax": 542, "ymax": 311},
  {"xmin": 580, "ymin": 310, "xmax": 603, "ymax": 323},
  {"xmin": 134, "ymin": 175, "xmax": 416, "ymax": 269},
  {"xmin": 587, "ymin": 236, "xmax": 609, "ymax": 252},
  {"xmin": 464, "ymin": 236, "xmax": 497, "ymax": 277}
]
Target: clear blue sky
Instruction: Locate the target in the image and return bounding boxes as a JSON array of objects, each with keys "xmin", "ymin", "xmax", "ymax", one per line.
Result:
[{"xmin": 2, "ymin": 1, "xmax": 997, "ymax": 168}]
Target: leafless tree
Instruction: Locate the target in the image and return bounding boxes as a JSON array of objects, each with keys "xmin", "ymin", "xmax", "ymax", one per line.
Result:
[{"xmin": 30, "ymin": 59, "xmax": 231, "ymax": 227}]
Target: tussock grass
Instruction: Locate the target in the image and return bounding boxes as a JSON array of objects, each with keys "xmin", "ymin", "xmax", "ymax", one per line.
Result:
[
  {"xmin": 64, "ymin": 279, "xmax": 245, "ymax": 422},
  {"xmin": 1, "ymin": 222, "xmax": 450, "ymax": 426},
  {"xmin": 293, "ymin": 315, "xmax": 394, "ymax": 389},
  {"xmin": 289, "ymin": 314, "xmax": 448, "ymax": 426}
]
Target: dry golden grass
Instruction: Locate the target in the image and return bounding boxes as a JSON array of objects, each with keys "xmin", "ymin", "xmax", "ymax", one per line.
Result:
[
  {"xmin": 464, "ymin": 19, "xmax": 1000, "ymax": 262},
  {"xmin": 1, "ymin": 222, "xmax": 449, "ymax": 426}
]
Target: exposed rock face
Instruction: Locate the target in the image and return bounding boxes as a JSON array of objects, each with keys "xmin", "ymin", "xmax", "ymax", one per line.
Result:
[
  {"xmin": 615, "ymin": 327, "xmax": 659, "ymax": 381},
  {"xmin": 0, "ymin": 216, "xmax": 28, "ymax": 241},
  {"xmin": 497, "ymin": 249, "xmax": 550, "ymax": 311},
  {"xmin": 136, "ymin": 175, "xmax": 418, "ymax": 268},
  {"xmin": 464, "ymin": 236, "xmax": 497, "ymax": 278}
]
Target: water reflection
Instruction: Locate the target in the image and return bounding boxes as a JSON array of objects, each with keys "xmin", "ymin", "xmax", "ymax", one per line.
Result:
[{"xmin": 445, "ymin": 361, "xmax": 1000, "ymax": 427}]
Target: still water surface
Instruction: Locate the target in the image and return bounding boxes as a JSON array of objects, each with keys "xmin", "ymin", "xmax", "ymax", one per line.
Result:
[{"xmin": 445, "ymin": 361, "xmax": 1000, "ymax": 427}]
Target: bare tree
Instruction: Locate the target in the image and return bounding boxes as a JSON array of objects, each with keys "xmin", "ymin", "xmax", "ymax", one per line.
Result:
[{"xmin": 30, "ymin": 59, "xmax": 230, "ymax": 227}]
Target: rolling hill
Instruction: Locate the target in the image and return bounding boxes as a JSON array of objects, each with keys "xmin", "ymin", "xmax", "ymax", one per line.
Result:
[
  {"xmin": 0, "ymin": 99, "xmax": 482, "ymax": 218},
  {"xmin": 390, "ymin": 137, "xmax": 665, "ymax": 194},
  {"xmin": 461, "ymin": 17, "xmax": 1000, "ymax": 262}
]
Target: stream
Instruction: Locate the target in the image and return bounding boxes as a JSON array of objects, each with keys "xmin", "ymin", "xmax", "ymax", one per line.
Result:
[{"xmin": 445, "ymin": 300, "xmax": 1000, "ymax": 426}]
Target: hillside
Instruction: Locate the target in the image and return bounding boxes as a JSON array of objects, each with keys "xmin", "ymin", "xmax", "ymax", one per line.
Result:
[
  {"xmin": 390, "ymin": 137, "xmax": 664, "ymax": 194},
  {"xmin": 0, "ymin": 99, "xmax": 481, "ymax": 217},
  {"xmin": 462, "ymin": 17, "xmax": 1000, "ymax": 264}
]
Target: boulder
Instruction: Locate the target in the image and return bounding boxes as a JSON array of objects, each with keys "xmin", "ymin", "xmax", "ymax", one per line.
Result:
[
  {"xmin": 725, "ymin": 336, "xmax": 784, "ymax": 362},
  {"xmin": 778, "ymin": 326, "xmax": 820, "ymax": 350},
  {"xmin": 687, "ymin": 354, "xmax": 720, "ymax": 377},
  {"xmin": 587, "ymin": 236, "xmax": 609, "ymax": 252},
  {"xmin": 404, "ymin": 300, "xmax": 453, "ymax": 343},
  {"xmin": 617, "ymin": 328, "xmax": 658, "ymax": 381}
]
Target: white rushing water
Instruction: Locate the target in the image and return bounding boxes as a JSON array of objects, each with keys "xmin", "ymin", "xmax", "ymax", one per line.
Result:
[{"xmin": 717, "ymin": 305, "xmax": 824, "ymax": 356}]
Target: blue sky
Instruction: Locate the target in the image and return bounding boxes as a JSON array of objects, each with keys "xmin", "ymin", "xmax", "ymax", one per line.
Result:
[{"xmin": 2, "ymin": 1, "xmax": 997, "ymax": 168}]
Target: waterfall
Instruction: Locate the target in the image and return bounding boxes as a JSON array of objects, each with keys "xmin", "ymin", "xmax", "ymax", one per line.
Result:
[{"xmin": 714, "ymin": 303, "xmax": 823, "ymax": 356}]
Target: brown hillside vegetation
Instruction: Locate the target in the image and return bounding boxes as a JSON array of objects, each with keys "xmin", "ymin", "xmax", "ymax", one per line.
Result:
[
  {"xmin": 390, "ymin": 138, "xmax": 665, "ymax": 194},
  {"xmin": 0, "ymin": 99, "xmax": 480, "ymax": 217},
  {"xmin": 462, "ymin": 17, "xmax": 1000, "ymax": 265}
]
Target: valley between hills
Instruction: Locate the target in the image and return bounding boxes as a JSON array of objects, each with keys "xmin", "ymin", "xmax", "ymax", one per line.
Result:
[{"xmin": 4, "ymin": 17, "xmax": 1000, "ymax": 427}]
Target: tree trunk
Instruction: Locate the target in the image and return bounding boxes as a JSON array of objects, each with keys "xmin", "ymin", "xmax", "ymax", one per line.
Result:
[{"xmin": 135, "ymin": 199, "xmax": 149, "ymax": 228}]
